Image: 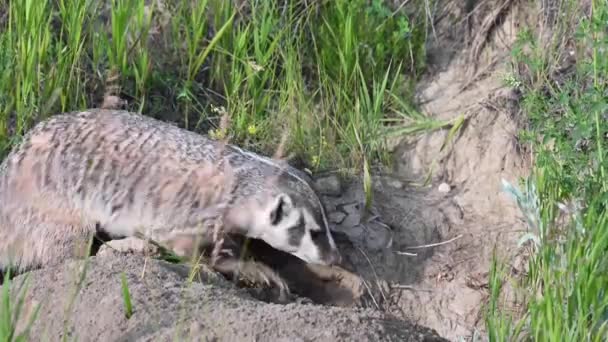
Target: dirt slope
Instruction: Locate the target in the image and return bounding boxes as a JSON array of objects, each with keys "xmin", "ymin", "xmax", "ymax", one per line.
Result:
[
  {"xmin": 314, "ymin": 0, "xmax": 539, "ymax": 340},
  {"xmin": 9, "ymin": 250, "xmax": 446, "ymax": 341}
]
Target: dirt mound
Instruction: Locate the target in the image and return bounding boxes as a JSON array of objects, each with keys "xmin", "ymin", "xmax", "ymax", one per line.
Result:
[{"xmin": 8, "ymin": 251, "xmax": 446, "ymax": 341}]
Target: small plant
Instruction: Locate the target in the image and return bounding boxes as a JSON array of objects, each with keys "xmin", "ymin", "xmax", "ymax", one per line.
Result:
[
  {"xmin": 501, "ymin": 178, "xmax": 543, "ymax": 250},
  {"xmin": 0, "ymin": 270, "xmax": 41, "ymax": 342},
  {"xmin": 486, "ymin": 0, "xmax": 608, "ymax": 340},
  {"xmin": 174, "ymin": 0, "xmax": 236, "ymax": 128},
  {"xmin": 0, "ymin": 0, "xmax": 431, "ymax": 174},
  {"xmin": 120, "ymin": 272, "xmax": 133, "ymax": 319},
  {"xmin": 2, "ymin": 0, "xmax": 54, "ymax": 136},
  {"xmin": 130, "ymin": 0, "xmax": 154, "ymax": 111}
]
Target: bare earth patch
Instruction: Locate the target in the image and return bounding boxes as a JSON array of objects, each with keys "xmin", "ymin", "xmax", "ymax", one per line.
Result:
[{"xmin": 9, "ymin": 251, "xmax": 446, "ymax": 341}]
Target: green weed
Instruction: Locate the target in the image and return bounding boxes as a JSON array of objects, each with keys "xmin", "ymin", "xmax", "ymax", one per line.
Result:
[
  {"xmin": 3, "ymin": 0, "xmax": 54, "ymax": 137},
  {"xmin": 120, "ymin": 272, "xmax": 133, "ymax": 319},
  {"xmin": 486, "ymin": 0, "xmax": 608, "ymax": 340},
  {"xmin": 0, "ymin": 271, "xmax": 40, "ymax": 342},
  {"xmin": 0, "ymin": 0, "xmax": 431, "ymax": 171}
]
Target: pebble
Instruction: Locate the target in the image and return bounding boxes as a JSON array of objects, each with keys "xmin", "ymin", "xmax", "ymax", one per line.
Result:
[
  {"xmin": 438, "ymin": 182, "xmax": 451, "ymax": 193},
  {"xmin": 364, "ymin": 223, "xmax": 392, "ymax": 251},
  {"xmin": 340, "ymin": 203, "xmax": 362, "ymax": 227},
  {"xmin": 388, "ymin": 179, "xmax": 404, "ymax": 189},
  {"xmin": 328, "ymin": 211, "xmax": 346, "ymax": 224},
  {"xmin": 346, "ymin": 225, "xmax": 365, "ymax": 239}
]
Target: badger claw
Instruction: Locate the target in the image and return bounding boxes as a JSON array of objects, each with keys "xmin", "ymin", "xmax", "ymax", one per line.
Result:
[{"xmin": 211, "ymin": 256, "xmax": 290, "ymax": 298}]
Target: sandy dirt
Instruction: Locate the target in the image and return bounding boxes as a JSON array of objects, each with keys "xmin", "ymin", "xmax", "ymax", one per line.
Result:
[{"xmin": 8, "ymin": 250, "xmax": 446, "ymax": 341}]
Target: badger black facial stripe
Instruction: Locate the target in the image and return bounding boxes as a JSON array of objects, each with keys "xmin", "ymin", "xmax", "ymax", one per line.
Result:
[
  {"xmin": 287, "ymin": 215, "xmax": 306, "ymax": 247},
  {"xmin": 311, "ymin": 226, "xmax": 333, "ymax": 260},
  {"xmin": 270, "ymin": 196, "xmax": 285, "ymax": 225}
]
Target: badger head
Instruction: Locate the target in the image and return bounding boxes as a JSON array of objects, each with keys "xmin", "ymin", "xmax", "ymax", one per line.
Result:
[{"xmin": 228, "ymin": 191, "xmax": 342, "ymax": 266}]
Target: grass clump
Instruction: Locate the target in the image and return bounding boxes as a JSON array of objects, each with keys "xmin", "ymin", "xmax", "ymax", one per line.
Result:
[
  {"xmin": 485, "ymin": 0, "xmax": 608, "ymax": 340},
  {"xmin": 0, "ymin": 0, "xmax": 434, "ymax": 172},
  {"xmin": 0, "ymin": 271, "xmax": 40, "ymax": 342},
  {"xmin": 120, "ymin": 272, "xmax": 133, "ymax": 319}
]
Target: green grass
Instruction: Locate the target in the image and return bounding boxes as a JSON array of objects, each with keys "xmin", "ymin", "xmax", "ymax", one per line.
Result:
[
  {"xmin": 0, "ymin": 271, "xmax": 40, "ymax": 342},
  {"xmin": 120, "ymin": 272, "xmax": 133, "ymax": 319},
  {"xmin": 485, "ymin": 0, "xmax": 608, "ymax": 340},
  {"xmin": 0, "ymin": 0, "xmax": 433, "ymax": 171}
]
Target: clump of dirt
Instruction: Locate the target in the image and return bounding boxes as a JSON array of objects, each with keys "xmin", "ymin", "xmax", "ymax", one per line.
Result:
[{"xmin": 8, "ymin": 250, "xmax": 447, "ymax": 341}]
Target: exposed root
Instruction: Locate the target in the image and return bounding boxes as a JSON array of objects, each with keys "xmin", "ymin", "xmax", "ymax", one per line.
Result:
[
  {"xmin": 399, "ymin": 234, "xmax": 463, "ymax": 251},
  {"xmin": 466, "ymin": 0, "xmax": 516, "ymax": 75}
]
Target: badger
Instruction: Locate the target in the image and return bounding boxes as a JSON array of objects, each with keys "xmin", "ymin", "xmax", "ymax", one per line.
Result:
[{"xmin": 0, "ymin": 109, "xmax": 342, "ymax": 290}]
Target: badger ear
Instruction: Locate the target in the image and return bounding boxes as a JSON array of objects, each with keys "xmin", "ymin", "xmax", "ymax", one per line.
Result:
[{"xmin": 269, "ymin": 193, "xmax": 293, "ymax": 226}]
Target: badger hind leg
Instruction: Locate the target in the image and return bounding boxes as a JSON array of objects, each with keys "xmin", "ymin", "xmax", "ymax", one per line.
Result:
[{"xmin": 0, "ymin": 219, "xmax": 98, "ymax": 275}]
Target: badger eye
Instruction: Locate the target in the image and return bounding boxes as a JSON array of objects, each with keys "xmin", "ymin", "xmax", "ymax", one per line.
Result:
[{"xmin": 309, "ymin": 229, "xmax": 323, "ymax": 240}]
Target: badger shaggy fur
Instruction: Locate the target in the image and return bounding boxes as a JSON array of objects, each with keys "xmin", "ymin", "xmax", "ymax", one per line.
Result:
[{"xmin": 0, "ymin": 109, "xmax": 342, "ymax": 290}]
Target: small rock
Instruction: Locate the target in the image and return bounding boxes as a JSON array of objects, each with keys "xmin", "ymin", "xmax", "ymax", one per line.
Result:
[
  {"xmin": 314, "ymin": 174, "xmax": 342, "ymax": 196},
  {"xmin": 345, "ymin": 225, "xmax": 365, "ymax": 240},
  {"xmin": 438, "ymin": 182, "xmax": 451, "ymax": 193},
  {"xmin": 364, "ymin": 222, "xmax": 393, "ymax": 251},
  {"xmin": 340, "ymin": 203, "xmax": 362, "ymax": 227},
  {"xmin": 388, "ymin": 179, "xmax": 404, "ymax": 189},
  {"xmin": 329, "ymin": 211, "xmax": 347, "ymax": 224}
]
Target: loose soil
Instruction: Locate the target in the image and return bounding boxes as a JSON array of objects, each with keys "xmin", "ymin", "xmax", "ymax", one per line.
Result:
[
  {"xmin": 9, "ymin": 250, "xmax": 446, "ymax": 341},
  {"xmin": 5, "ymin": 0, "xmax": 548, "ymax": 340}
]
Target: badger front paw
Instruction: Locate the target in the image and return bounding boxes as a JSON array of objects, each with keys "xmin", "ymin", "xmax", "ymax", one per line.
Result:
[{"xmin": 211, "ymin": 256, "xmax": 290, "ymax": 300}]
